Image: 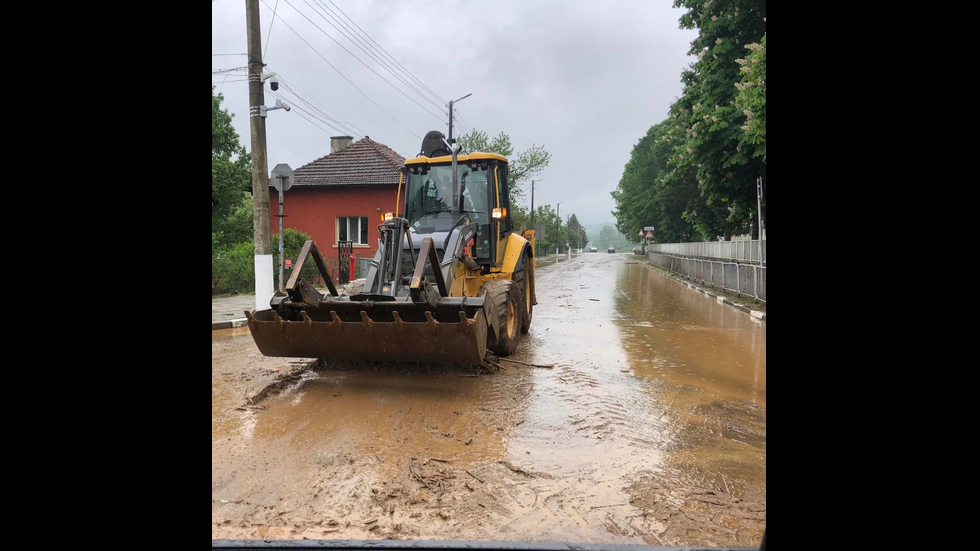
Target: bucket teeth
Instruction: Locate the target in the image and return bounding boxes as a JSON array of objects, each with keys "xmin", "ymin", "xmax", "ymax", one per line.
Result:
[
  {"xmin": 424, "ymin": 312, "xmax": 439, "ymax": 335},
  {"xmin": 360, "ymin": 311, "xmax": 376, "ymax": 333},
  {"xmin": 458, "ymin": 311, "xmax": 473, "ymax": 336},
  {"xmin": 392, "ymin": 312, "xmax": 405, "ymax": 332}
]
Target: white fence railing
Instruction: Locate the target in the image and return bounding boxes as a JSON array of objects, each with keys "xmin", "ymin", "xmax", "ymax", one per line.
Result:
[
  {"xmin": 648, "ymin": 253, "xmax": 766, "ymax": 303},
  {"xmin": 648, "ymin": 240, "xmax": 766, "ymax": 264}
]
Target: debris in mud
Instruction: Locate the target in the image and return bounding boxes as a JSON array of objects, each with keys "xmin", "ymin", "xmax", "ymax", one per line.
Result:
[
  {"xmin": 409, "ymin": 458, "xmax": 457, "ymax": 492},
  {"xmin": 496, "ymin": 358, "xmax": 555, "ymax": 369},
  {"xmin": 499, "ymin": 461, "xmax": 535, "ymax": 478}
]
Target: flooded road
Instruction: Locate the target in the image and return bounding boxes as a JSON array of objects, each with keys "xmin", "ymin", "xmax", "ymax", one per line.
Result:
[{"xmin": 212, "ymin": 254, "xmax": 766, "ymax": 547}]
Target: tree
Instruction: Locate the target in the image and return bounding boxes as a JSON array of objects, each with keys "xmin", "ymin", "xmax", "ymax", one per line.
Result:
[
  {"xmin": 213, "ymin": 87, "xmax": 252, "ymax": 244},
  {"xmin": 613, "ymin": 121, "xmax": 702, "ymax": 244},
  {"xmin": 533, "ymin": 205, "xmax": 565, "ymax": 257},
  {"xmin": 737, "ymin": 35, "xmax": 766, "ymax": 164},
  {"xmin": 670, "ymin": 0, "xmax": 766, "ymax": 238},
  {"xmin": 597, "ymin": 226, "xmax": 618, "ymax": 249},
  {"xmin": 567, "ymin": 214, "xmax": 588, "ymax": 250},
  {"xmin": 458, "ymin": 129, "xmax": 552, "ymax": 202}
]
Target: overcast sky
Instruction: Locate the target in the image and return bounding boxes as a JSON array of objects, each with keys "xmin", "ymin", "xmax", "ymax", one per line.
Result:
[{"xmin": 212, "ymin": 0, "xmax": 697, "ymax": 227}]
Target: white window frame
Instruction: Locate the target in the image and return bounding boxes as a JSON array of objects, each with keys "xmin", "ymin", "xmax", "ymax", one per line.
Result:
[{"xmin": 338, "ymin": 216, "xmax": 370, "ymax": 246}]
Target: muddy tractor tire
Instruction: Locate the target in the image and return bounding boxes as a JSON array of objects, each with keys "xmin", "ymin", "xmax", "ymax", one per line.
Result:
[
  {"xmin": 514, "ymin": 265, "xmax": 533, "ymax": 334},
  {"xmin": 481, "ymin": 280, "xmax": 521, "ymax": 357}
]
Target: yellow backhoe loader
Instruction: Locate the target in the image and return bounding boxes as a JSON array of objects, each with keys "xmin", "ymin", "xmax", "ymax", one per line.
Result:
[{"xmin": 247, "ymin": 131, "xmax": 536, "ymax": 365}]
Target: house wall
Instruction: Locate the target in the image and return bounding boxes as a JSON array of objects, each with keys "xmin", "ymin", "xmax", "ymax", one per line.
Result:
[{"xmin": 269, "ymin": 185, "xmax": 399, "ymax": 260}]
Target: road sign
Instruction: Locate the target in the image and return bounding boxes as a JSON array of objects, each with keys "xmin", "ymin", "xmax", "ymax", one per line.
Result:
[
  {"xmin": 285, "ymin": 259, "xmax": 293, "ymax": 269},
  {"xmin": 645, "ymin": 232, "xmax": 654, "ymax": 240},
  {"xmin": 272, "ymin": 164, "xmax": 295, "ymax": 192},
  {"xmin": 644, "ymin": 226, "xmax": 656, "ymax": 232},
  {"xmin": 638, "ymin": 231, "xmax": 644, "ymax": 237}
]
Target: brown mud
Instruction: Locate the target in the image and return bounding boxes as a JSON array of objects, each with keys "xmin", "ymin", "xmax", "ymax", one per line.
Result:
[{"xmin": 212, "ymin": 255, "xmax": 766, "ymax": 546}]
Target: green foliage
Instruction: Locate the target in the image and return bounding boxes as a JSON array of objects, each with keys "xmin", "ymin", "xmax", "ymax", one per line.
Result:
[
  {"xmin": 214, "ymin": 194, "xmax": 255, "ymax": 250},
  {"xmin": 457, "ymin": 129, "xmax": 551, "ymax": 201},
  {"xmin": 214, "ymin": 240, "xmax": 256, "ymax": 295},
  {"xmin": 613, "ymin": 122, "xmax": 703, "ymax": 244},
  {"xmin": 458, "ymin": 130, "xmax": 513, "ymax": 158},
  {"xmin": 212, "ymin": 88, "xmax": 252, "ymax": 235},
  {"xmin": 533, "ymin": 205, "xmax": 566, "ymax": 256},
  {"xmin": 510, "ymin": 203, "xmax": 530, "ymax": 234},
  {"xmin": 567, "ymin": 214, "xmax": 588, "ymax": 250},
  {"xmin": 272, "ymin": 229, "xmax": 313, "ymax": 281},
  {"xmin": 595, "ymin": 226, "xmax": 629, "ymax": 250},
  {"xmin": 737, "ymin": 35, "xmax": 766, "ymax": 163},
  {"xmin": 670, "ymin": 0, "xmax": 766, "ymax": 235},
  {"xmin": 612, "ymin": 2, "xmax": 766, "ymax": 244},
  {"xmin": 212, "ymin": 233, "xmax": 221, "ymax": 284},
  {"xmin": 213, "ymin": 229, "xmax": 312, "ymax": 295}
]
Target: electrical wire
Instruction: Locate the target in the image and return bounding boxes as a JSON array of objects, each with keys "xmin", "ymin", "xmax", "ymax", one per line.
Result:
[
  {"xmin": 282, "ymin": 0, "xmax": 446, "ymax": 122},
  {"xmin": 324, "ymin": 0, "xmax": 447, "ymax": 107},
  {"xmin": 274, "ymin": 82, "xmax": 365, "ymax": 138},
  {"xmin": 269, "ymin": 90, "xmax": 353, "ymax": 136},
  {"xmin": 260, "ymin": 0, "xmax": 422, "ymax": 140},
  {"xmin": 264, "ymin": 0, "xmax": 280, "ymax": 58},
  {"xmin": 212, "ymin": 67, "xmax": 248, "ymax": 74},
  {"xmin": 310, "ymin": 0, "xmax": 446, "ymax": 112}
]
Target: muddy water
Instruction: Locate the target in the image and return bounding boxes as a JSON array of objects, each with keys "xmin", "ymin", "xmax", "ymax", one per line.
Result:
[{"xmin": 212, "ymin": 255, "xmax": 766, "ymax": 546}]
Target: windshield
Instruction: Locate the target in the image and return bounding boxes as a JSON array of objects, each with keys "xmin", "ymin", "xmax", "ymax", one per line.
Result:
[{"xmin": 405, "ymin": 165, "xmax": 491, "ymax": 233}]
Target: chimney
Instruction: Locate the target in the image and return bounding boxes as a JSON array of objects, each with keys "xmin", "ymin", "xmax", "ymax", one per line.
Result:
[{"xmin": 331, "ymin": 136, "xmax": 354, "ymax": 154}]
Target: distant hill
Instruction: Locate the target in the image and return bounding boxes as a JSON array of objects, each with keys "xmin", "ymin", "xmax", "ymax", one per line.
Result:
[{"xmin": 584, "ymin": 223, "xmax": 630, "ymax": 250}]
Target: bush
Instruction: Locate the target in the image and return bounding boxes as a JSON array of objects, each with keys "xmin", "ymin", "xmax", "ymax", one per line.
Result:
[
  {"xmin": 213, "ymin": 229, "xmax": 315, "ymax": 296},
  {"xmin": 214, "ymin": 240, "xmax": 256, "ymax": 295}
]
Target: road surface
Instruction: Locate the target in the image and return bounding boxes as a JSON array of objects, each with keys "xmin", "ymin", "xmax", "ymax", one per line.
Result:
[{"xmin": 211, "ymin": 253, "xmax": 766, "ymax": 547}]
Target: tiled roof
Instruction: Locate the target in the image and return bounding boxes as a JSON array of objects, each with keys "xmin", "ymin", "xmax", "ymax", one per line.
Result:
[{"xmin": 293, "ymin": 137, "xmax": 405, "ymax": 187}]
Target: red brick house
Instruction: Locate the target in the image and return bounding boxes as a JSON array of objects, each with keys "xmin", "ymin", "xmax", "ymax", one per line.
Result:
[{"xmin": 270, "ymin": 136, "xmax": 405, "ymax": 259}]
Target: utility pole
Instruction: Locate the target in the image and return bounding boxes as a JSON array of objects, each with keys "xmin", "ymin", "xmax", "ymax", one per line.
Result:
[
  {"xmin": 757, "ymin": 177, "xmax": 765, "ymax": 267},
  {"xmin": 247, "ymin": 0, "xmax": 273, "ymax": 312},
  {"xmin": 448, "ymin": 93, "xmax": 472, "ymax": 223},
  {"xmin": 556, "ymin": 202, "xmax": 563, "ymax": 258},
  {"xmin": 530, "ymin": 180, "xmax": 535, "ymax": 229}
]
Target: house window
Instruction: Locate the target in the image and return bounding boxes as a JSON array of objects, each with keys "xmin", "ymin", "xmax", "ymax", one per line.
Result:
[{"xmin": 338, "ymin": 216, "xmax": 370, "ymax": 246}]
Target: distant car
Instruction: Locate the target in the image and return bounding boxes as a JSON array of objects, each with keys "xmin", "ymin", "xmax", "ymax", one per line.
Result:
[
  {"xmin": 608, "ymin": 247, "xmax": 617, "ymax": 254},
  {"xmin": 590, "ymin": 247, "xmax": 599, "ymax": 253}
]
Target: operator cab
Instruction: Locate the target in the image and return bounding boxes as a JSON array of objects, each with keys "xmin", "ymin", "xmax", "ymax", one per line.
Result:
[{"xmin": 402, "ymin": 152, "xmax": 512, "ymax": 269}]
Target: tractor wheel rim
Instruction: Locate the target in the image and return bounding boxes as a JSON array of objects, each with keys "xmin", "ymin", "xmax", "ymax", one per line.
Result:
[
  {"xmin": 507, "ymin": 300, "xmax": 518, "ymax": 339},
  {"xmin": 525, "ymin": 278, "xmax": 532, "ymax": 314}
]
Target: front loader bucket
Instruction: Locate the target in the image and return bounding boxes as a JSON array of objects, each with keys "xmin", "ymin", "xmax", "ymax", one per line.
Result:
[{"xmin": 246, "ymin": 306, "xmax": 489, "ymax": 365}]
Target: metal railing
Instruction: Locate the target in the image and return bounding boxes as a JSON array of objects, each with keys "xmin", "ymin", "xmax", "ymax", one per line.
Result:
[
  {"xmin": 649, "ymin": 253, "xmax": 766, "ymax": 303},
  {"xmin": 649, "ymin": 240, "xmax": 767, "ymax": 264}
]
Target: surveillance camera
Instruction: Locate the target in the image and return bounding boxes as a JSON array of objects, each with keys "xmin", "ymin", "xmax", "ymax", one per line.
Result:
[
  {"xmin": 281, "ymin": 101, "xmax": 291, "ymax": 113},
  {"xmin": 262, "ymin": 72, "xmax": 280, "ymax": 91}
]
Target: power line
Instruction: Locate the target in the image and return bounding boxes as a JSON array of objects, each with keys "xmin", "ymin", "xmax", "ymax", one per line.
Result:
[
  {"xmin": 260, "ymin": 0, "xmax": 422, "ymax": 140},
  {"xmin": 275, "ymin": 96, "xmax": 337, "ymax": 135},
  {"xmin": 282, "ymin": 0, "xmax": 446, "ymax": 122},
  {"xmin": 311, "ymin": 0, "xmax": 446, "ymax": 111},
  {"xmin": 212, "ymin": 67, "xmax": 248, "ymax": 74},
  {"xmin": 309, "ymin": 0, "xmax": 446, "ymax": 113},
  {"xmin": 274, "ymin": 82, "xmax": 365, "ymax": 138},
  {"xmin": 264, "ymin": 0, "xmax": 280, "ymax": 58},
  {"xmin": 324, "ymin": 0, "xmax": 447, "ymax": 107},
  {"xmin": 269, "ymin": 89, "xmax": 352, "ymax": 135}
]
